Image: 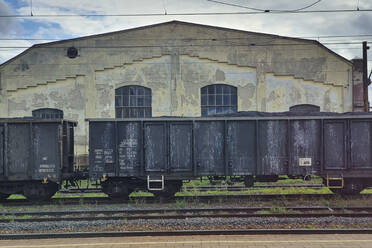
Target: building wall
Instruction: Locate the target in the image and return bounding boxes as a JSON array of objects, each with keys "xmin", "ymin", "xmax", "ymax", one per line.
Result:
[{"xmin": 0, "ymin": 21, "xmax": 353, "ymax": 154}]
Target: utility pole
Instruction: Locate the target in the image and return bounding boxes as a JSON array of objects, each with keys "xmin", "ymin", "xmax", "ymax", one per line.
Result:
[{"xmin": 363, "ymin": 41, "xmax": 370, "ymax": 112}]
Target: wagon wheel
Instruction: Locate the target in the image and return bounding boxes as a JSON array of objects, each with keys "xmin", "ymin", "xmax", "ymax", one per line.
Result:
[
  {"xmin": 153, "ymin": 180, "xmax": 182, "ymax": 199},
  {"xmin": 101, "ymin": 180, "xmax": 129, "ymax": 200},
  {"xmin": 329, "ymin": 180, "xmax": 364, "ymax": 195},
  {"xmin": 244, "ymin": 176, "xmax": 254, "ymax": 187},
  {"xmin": 23, "ymin": 181, "xmax": 58, "ymax": 202}
]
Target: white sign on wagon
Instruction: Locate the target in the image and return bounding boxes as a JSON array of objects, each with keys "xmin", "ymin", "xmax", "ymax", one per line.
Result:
[{"xmin": 299, "ymin": 158, "xmax": 312, "ymax": 167}]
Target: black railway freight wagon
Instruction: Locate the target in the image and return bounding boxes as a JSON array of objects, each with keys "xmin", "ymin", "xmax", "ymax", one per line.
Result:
[
  {"xmin": 0, "ymin": 118, "xmax": 76, "ymax": 201},
  {"xmin": 88, "ymin": 106, "xmax": 372, "ymax": 198}
]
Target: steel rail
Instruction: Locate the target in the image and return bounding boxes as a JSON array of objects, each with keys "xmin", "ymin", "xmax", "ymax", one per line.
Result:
[
  {"xmin": 3, "ymin": 213, "xmax": 372, "ymax": 223},
  {"xmin": 3, "ymin": 206, "xmax": 372, "ymax": 216},
  {"xmin": 2, "ymin": 229, "xmax": 372, "ymax": 240},
  {"xmin": 2, "ymin": 206, "xmax": 372, "ymax": 223}
]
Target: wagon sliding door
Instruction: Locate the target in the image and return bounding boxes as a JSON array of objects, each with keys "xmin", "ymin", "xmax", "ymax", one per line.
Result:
[
  {"xmin": 289, "ymin": 120, "xmax": 321, "ymax": 175},
  {"xmin": 194, "ymin": 121, "xmax": 225, "ymax": 176},
  {"xmin": 144, "ymin": 123, "xmax": 167, "ymax": 172},
  {"xmin": 323, "ymin": 120, "xmax": 347, "ymax": 170},
  {"xmin": 227, "ymin": 121, "xmax": 256, "ymax": 175},
  {"xmin": 7, "ymin": 123, "xmax": 30, "ymax": 180},
  {"xmin": 169, "ymin": 123, "xmax": 193, "ymax": 172},
  {"xmin": 350, "ymin": 120, "xmax": 372, "ymax": 170}
]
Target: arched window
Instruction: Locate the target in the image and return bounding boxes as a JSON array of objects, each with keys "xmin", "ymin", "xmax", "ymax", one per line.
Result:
[
  {"xmin": 32, "ymin": 108, "xmax": 64, "ymax": 119},
  {"xmin": 201, "ymin": 84, "xmax": 237, "ymax": 116},
  {"xmin": 115, "ymin": 85, "xmax": 152, "ymax": 118}
]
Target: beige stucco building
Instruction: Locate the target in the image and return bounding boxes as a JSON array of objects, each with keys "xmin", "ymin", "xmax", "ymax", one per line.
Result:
[{"xmin": 0, "ymin": 21, "xmax": 364, "ymax": 155}]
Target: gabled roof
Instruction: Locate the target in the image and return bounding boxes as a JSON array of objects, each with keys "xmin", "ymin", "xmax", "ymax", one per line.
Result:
[{"xmin": 0, "ymin": 20, "xmax": 351, "ymax": 69}]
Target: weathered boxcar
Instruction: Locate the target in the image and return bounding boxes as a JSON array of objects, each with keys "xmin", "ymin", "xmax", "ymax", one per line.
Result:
[
  {"xmin": 0, "ymin": 118, "xmax": 76, "ymax": 201},
  {"xmin": 88, "ymin": 107, "xmax": 372, "ymax": 198}
]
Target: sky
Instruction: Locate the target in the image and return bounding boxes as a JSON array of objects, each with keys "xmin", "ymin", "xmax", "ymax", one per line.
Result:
[{"xmin": 0, "ymin": 0, "xmax": 372, "ymax": 100}]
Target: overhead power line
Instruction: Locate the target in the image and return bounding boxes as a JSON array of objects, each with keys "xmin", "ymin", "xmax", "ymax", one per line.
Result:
[
  {"xmin": 206, "ymin": 0, "xmax": 322, "ymax": 12},
  {"xmin": 0, "ymin": 9, "xmax": 372, "ymax": 18}
]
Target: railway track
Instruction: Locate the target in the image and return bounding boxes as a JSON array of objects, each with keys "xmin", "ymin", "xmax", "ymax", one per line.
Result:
[
  {"xmin": 2, "ymin": 206, "xmax": 372, "ymax": 223},
  {"xmin": 3, "ymin": 193, "xmax": 372, "ymax": 206},
  {"xmin": 2, "ymin": 229, "xmax": 372, "ymax": 240},
  {"xmin": 3, "ymin": 193, "xmax": 371, "ymax": 206}
]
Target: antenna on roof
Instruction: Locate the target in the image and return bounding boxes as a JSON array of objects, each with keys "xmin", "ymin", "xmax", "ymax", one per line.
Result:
[{"xmin": 30, "ymin": 0, "xmax": 33, "ymax": 16}]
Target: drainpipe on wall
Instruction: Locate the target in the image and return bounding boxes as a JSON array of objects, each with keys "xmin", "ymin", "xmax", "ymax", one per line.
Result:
[{"xmin": 363, "ymin": 41, "xmax": 370, "ymax": 112}]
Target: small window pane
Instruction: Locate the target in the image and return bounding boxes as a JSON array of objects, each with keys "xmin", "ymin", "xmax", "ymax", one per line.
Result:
[
  {"xmin": 122, "ymin": 87, "xmax": 129, "ymax": 95},
  {"xmin": 129, "ymin": 87, "xmax": 136, "ymax": 95},
  {"xmin": 145, "ymin": 96, "xmax": 151, "ymax": 106},
  {"xmin": 223, "ymin": 85, "xmax": 231, "ymax": 94},
  {"xmin": 231, "ymin": 94, "xmax": 237, "ymax": 105},
  {"xmin": 137, "ymin": 96, "xmax": 144, "ymax": 106},
  {"xmin": 208, "ymin": 85, "xmax": 215, "ymax": 94},
  {"xmin": 216, "ymin": 85, "xmax": 223, "ymax": 94},
  {"xmin": 115, "ymin": 96, "xmax": 122, "ymax": 107},
  {"xmin": 137, "ymin": 87, "xmax": 144, "ymax": 95},
  {"xmin": 138, "ymin": 108, "xmax": 145, "ymax": 118},
  {"xmin": 130, "ymin": 96, "xmax": 136, "ymax": 107},
  {"xmin": 201, "ymin": 87, "xmax": 207, "ymax": 95},
  {"xmin": 201, "ymin": 107, "xmax": 208, "ymax": 117},
  {"xmin": 116, "ymin": 108, "xmax": 122, "ymax": 118},
  {"xmin": 145, "ymin": 108, "xmax": 151, "ymax": 117},
  {"xmin": 123, "ymin": 108, "xmax": 129, "ymax": 118},
  {"xmin": 123, "ymin": 96, "xmax": 129, "ymax": 106},
  {"xmin": 207, "ymin": 107, "xmax": 216, "ymax": 115},
  {"xmin": 216, "ymin": 95, "xmax": 222, "ymax": 105},
  {"xmin": 144, "ymin": 88, "xmax": 151, "ymax": 96},
  {"xmin": 201, "ymin": 95, "xmax": 207, "ymax": 106},
  {"xmin": 231, "ymin": 87, "xmax": 237, "ymax": 95},
  {"xmin": 208, "ymin": 95, "xmax": 215, "ymax": 105},
  {"xmin": 223, "ymin": 95, "xmax": 230, "ymax": 105}
]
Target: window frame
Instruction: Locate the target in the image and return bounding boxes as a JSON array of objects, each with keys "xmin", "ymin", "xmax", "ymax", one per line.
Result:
[
  {"xmin": 32, "ymin": 108, "xmax": 64, "ymax": 119},
  {"xmin": 115, "ymin": 85, "xmax": 152, "ymax": 118},
  {"xmin": 201, "ymin": 84, "xmax": 237, "ymax": 116}
]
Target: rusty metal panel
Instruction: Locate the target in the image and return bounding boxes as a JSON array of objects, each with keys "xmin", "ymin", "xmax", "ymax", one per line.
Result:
[
  {"xmin": 117, "ymin": 121, "xmax": 141, "ymax": 176},
  {"xmin": 289, "ymin": 120, "xmax": 321, "ymax": 175},
  {"xmin": 350, "ymin": 120, "xmax": 372, "ymax": 168},
  {"xmin": 169, "ymin": 122, "xmax": 193, "ymax": 172},
  {"xmin": 227, "ymin": 120, "xmax": 256, "ymax": 175},
  {"xmin": 32, "ymin": 123, "xmax": 60, "ymax": 180},
  {"xmin": 144, "ymin": 123, "xmax": 166, "ymax": 172},
  {"xmin": 323, "ymin": 121, "xmax": 346, "ymax": 169},
  {"xmin": 258, "ymin": 120, "xmax": 288, "ymax": 175},
  {"xmin": 7, "ymin": 123, "xmax": 30, "ymax": 179},
  {"xmin": 194, "ymin": 121, "xmax": 225, "ymax": 176},
  {"xmin": 89, "ymin": 122, "xmax": 116, "ymax": 179}
]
